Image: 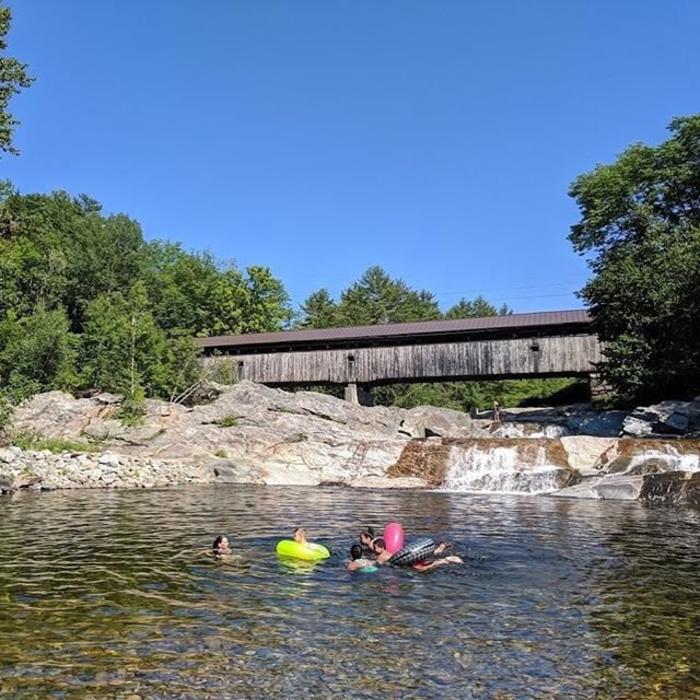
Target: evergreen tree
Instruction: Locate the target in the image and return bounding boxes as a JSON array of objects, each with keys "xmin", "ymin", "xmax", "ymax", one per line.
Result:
[
  {"xmin": 299, "ymin": 289, "xmax": 338, "ymax": 328},
  {"xmin": 337, "ymin": 266, "xmax": 441, "ymax": 325}
]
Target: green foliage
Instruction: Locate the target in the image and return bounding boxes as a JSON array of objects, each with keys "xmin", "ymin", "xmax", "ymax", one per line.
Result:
[
  {"xmin": 142, "ymin": 245, "xmax": 291, "ymax": 336},
  {"xmin": 10, "ymin": 432, "xmax": 99, "ymax": 454},
  {"xmin": 445, "ymin": 295, "xmax": 512, "ymax": 319},
  {"xmin": 0, "ymin": 391, "xmax": 12, "ymax": 431},
  {"xmin": 216, "ymin": 415, "xmax": 238, "ymax": 428},
  {"xmin": 244, "ymin": 266, "xmax": 293, "ymax": 332},
  {"xmin": 0, "ymin": 190, "xmax": 144, "ymax": 325},
  {"xmin": 0, "ymin": 188, "xmax": 291, "ymax": 408},
  {"xmin": 336, "ymin": 266, "xmax": 441, "ymax": 325},
  {"xmin": 569, "ymin": 115, "xmax": 700, "ymax": 399},
  {"xmin": 0, "ymin": 305, "xmax": 79, "ymax": 402},
  {"xmin": 0, "ymin": 5, "xmax": 34, "ymax": 156},
  {"xmin": 117, "ymin": 394, "xmax": 146, "ymax": 427},
  {"xmin": 203, "ymin": 356, "xmax": 239, "ymax": 385},
  {"xmin": 299, "ymin": 289, "xmax": 339, "ymax": 328}
]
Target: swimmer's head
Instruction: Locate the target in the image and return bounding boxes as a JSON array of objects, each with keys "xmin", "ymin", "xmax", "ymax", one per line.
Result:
[
  {"xmin": 372, "ymin": 538, "xmax": 387, "ymax": 554},
  {"xmin": 360, "ymin": 528, "xmax": 375, "ymax": 546},
  {"xmin": 350, "ymin": 544, "xmax": 363, "ymax": 560},
  {"xmin": 212, "ymin": 535, "xmax": 230, "ymax": 554},
  {"xmin": 293, "ymin": 527, "xmax": 307, "ymax": 543}
]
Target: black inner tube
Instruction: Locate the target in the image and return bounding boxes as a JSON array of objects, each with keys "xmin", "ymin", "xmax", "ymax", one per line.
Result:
[{"xmin": 388, "ymin": 538, "xmax": 437, "ymax": 567}]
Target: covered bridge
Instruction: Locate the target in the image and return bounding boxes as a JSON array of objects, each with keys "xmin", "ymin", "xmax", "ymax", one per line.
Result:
[{"xmin": 197, "ymin": 310, "xmax": 602, "ymax": 404}]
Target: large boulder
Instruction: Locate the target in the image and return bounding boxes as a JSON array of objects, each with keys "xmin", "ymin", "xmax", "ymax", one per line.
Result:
[
  {"xmin": 622, "ymin": 400, "xmax": 697, "ymax": 437},
  {"xmin": 398, "ymin": 405, "xmax": 481, "ymax": 438},
  {"xmin": 560, "ymin": 436, "xmax": 618, "ymax": 475}
]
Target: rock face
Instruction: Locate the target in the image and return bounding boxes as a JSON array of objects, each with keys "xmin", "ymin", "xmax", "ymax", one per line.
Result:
[{"xmin": 2, "ymin": 382, "xmax": 700, "ymax": 504}]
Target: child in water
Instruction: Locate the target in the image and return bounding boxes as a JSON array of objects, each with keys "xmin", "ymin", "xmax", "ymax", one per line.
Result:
[
  {"xmin": 211, "ymin": 535, "xmax": 233, "ymax": 558},
  {"xmin": 346, "ymin": 544, "xmax": 376, "ymax": 571}
]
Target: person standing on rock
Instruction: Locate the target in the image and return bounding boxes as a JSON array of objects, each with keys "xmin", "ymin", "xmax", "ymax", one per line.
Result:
[{"xmin": 493, "ymin": 400, "xmax": 502, "ymax": 423}]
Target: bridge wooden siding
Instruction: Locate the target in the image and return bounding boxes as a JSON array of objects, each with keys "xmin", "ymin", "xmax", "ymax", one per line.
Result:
[
  {"xmin": 198, "ymin": 311, "xmax": 602, "ymax": 402},
  {"xmin": 210, "ymin": 334, "xmax": 601, "ymax": 386}
]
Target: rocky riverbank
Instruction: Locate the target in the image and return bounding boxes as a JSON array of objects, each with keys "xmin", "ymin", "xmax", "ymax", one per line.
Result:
[{"xmin": 1, "ymin": 382, "xmax": 699, "ymax": 505}]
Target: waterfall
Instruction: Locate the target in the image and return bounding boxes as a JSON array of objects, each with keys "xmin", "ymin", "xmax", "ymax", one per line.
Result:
[
  {"xmin": 622, "ymin": 447, "xmax": 700, "ymax": 474},
  {"xmin": 441, "ymin": 442, "xmax": 571, "ymax": 494},
  {"xmin": 490, "ymin": 422, "xmax": 569, "ymax": 439}
]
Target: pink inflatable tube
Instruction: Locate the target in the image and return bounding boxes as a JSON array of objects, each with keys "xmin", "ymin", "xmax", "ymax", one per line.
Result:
[{"xmin": 384, "ymin": 522, "xmax": 405, "ymax": 555}]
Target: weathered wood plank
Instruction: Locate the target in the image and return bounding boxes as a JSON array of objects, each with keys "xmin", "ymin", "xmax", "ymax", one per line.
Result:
[{"xmin": 203, "ymin": 334, "xmax": 602, "ymax": 385}]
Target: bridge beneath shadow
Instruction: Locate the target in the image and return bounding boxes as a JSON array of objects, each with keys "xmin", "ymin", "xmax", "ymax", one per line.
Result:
[{"xmin": 197, "ymin": 310, "xmax": 602, "ymax": 404}]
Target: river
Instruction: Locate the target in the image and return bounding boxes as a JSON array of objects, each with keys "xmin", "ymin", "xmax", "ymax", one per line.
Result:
[{"xmin": 1, "ymin": 486, "xmax": 699, "ymax": 698}]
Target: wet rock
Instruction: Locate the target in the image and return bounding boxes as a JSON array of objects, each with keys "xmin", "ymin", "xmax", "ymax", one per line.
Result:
[
  {"xmin": 553, "ymin": 474, "xmax": 646, "ymax": 501},
  {"xmin": 387, "ymin": 439, "xmax": 452, "ymax": 486},
  {"xmin": 621, "ymin": 415, "xmax": 654, "ymax": 438},
  {"xmin": 639, "ymin": 471, "xmax": 700, "ymax": 506}
]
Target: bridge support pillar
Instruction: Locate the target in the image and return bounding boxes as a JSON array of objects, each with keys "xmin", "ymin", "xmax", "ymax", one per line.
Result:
[{"xmin": 344, "ymin": 382, "xmax": 373, "ymax": 406}]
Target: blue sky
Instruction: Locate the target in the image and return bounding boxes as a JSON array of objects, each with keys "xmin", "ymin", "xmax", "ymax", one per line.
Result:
[{"xmin": 3, "ymin": 1, "xmax": 699, "ymax": 314}]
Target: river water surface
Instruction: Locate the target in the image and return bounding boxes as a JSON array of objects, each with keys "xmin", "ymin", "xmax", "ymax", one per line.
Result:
[{"xmin": 1, "ymin": 486, "xmax": 699, "ymax": 699}]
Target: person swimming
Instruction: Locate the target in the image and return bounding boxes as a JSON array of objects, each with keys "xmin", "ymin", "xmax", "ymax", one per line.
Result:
[
  {"xmin": 346, "ymin": 543, "xmax": 376, "ymax": 571},
  {"xmin": 369, "ymin": 538, "xmax": 393, "ymax": 565},
  {"xmin": 212, "ymin": 535, "xmax": 232, "ymax": 558},
  {"xmin": 359, "ymin": 527, "xmax": 377, "ymax": 555},
  {"xmin": 293, "ymin": 527, "xmax": 308, "ymax": 544}
]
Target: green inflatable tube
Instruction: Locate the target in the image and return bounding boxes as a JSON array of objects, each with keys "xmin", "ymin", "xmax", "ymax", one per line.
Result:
[{"xmin": 276, "ymin": 540, "xmax": 330, "ymax": 562}]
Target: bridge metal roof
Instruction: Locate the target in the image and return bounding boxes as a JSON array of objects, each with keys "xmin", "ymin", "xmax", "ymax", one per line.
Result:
[{"xmin": 197, "ymin": 309, "xmax": 592, "ymax": 351}]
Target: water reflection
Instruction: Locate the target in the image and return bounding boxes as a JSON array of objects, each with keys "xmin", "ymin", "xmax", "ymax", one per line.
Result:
[{"xmin": 0, "ymin": 486, "xmax": 698, "ymax": 698}]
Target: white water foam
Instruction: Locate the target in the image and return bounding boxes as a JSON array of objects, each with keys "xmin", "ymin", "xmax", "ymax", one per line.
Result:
[
  {"xmin": 624, "ymin": 448, "xmax": 700, "ymax": 474},
  {"xmin": 441, "ymin": 444, "xmax": 567, "ymax": 495}
]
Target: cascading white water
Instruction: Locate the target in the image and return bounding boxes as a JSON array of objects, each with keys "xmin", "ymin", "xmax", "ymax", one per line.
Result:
[
  {"xmin": 624, "ymin": 448, "xmax": 700, "ymax": 474},
  {"xmin": 490, "ymin": 422, "xmax": 569, "ymax": 439},
  {"xmin": 441, "ymin": 444, "xmax": 569, "ymax": 494}
]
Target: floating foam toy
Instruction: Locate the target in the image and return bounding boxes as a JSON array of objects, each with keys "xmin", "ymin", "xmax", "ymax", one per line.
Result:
[
  {"xmin": 388, "ymin": 538, "xmax": 437, "ymax": 567},
  {"xmin": 276, "ymin": 540, "xmax": 330, "ymax": 562},
  {"xmin": 384, "ymin": 521, "xmax": 405, "ymax": 554}
]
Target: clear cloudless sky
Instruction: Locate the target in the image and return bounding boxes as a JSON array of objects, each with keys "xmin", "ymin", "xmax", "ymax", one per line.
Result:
[{"xmin": 3, "ymin": 1, "xmax": 699, "ymax": 314}]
